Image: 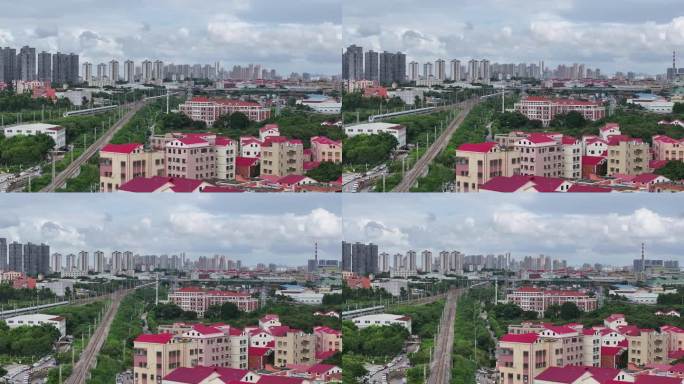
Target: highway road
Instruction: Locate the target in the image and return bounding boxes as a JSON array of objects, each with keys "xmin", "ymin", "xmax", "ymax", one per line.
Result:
[
  {"xmin": 40, "ymin": 102, "xmax": 145, "ymax": 192},
  {"xmin": 64, "ymin": 290, "xmax": 128, "ymax": 384},
  {"xmin": 426, "ymin": 289, "xmax": 461, "ymax": 384},
  {"xmin": 392, "ymin": 98, "xmax": 479, "ymax": 192}
]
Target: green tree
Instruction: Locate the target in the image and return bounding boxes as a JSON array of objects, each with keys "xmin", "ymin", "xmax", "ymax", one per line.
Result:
[
  {"xmin": 343, "ymin": 132, "xmax": 399, "ymax": 166},
  {"xmin": 673, "ymin": 103, "xmax": 684, "ymax": 114},
  {"xmin": 229, "ymin": 112, "xmax": 250, "ymax": 130},
  {"xmin": 544, "ymin": 304, "xmax": 562, "ymax": 320},
  {"xmin": 205, "ymin": 302, "xmax": 240, "ymax": 320},
  {"xmin": 306, "ymin": 162, "xmax": 342, "ymax": 182},
  {"xmin": 655, "ymin": 161, "xmax": 684, "ymax": 181},
  {"xmin": 560, "ymin": 302, "xmax": 582, "ymax": 321},
  {"xmin": 550, "ymin": 111, "xmax": 587, "ymax": 129}
]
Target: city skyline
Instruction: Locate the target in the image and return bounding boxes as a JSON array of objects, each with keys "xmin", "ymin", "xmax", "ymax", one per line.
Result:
[
  {"xmin": 0, "ymin": 0, "xmax": 342, "ymax": 75},
  {"xmin": 342, "ymin": 194, "xmax": 684, "ymax": 266},
  {"xmin": 343, "ymin": 0, "xmax": 684, "ymax": 75},
  {"xmin": 0, "ymin": 195, "xmax": 342, "ymax": 266}
]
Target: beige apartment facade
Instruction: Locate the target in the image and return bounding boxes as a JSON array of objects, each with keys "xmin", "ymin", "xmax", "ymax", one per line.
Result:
[
  {"xmin": 260, "ymin": 137, "xmax": 304, "ymax": 177},
  {"xmin": 99, "ymin": 143, "xmax": 165, "ymax": 192}
]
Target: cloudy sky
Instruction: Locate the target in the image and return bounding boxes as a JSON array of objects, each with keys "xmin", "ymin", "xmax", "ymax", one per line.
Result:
[
  {"xmin": 343, "ymin": 0, "xmax": 684, "ymax": 75},
  {"xmin": 0, "ymin": 0, "xmax": 342, "ymax": 75},
  {"xmin": 342, "ymin": 194, "xmax": 684, "ymax": 266},
  {"xmin": 0, "ymin": 195, "xmax": 342, "ymax": 266}
]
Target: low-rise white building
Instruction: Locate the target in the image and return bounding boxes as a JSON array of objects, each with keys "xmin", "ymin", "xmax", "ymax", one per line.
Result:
[
  {"xmin": 36, "ymin": 280, "xmax": 75, "ymax": 297},
  {"xmin": 345, "ymin": 122, "xmax": 407, "ymax": 147},
  {"xmin": 371, "ymin": 279, "xmax": 408, "ymax": 297},
  {"xmin": 297, "ymin": 96, "xmax": 341, "ymax": 114},
  {"xmin": 3, "ymin": 123, "xmax": 66, "ymax": 148},
  {"xmin": 352, "ymin": 314, "xmax": 412, "ymax": 333},
  {"xmin": 4, "ymin": 314, "xmax": 67, "ymax": 336}
]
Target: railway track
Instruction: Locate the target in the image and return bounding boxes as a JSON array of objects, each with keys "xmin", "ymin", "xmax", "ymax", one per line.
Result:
[
  {"xmin": 392, "ymin": 98, "xmax": 478, "ymax": 192},
  {"xmin": 40, "ymin": 102, "xmax": 144, "ymax": 192},
  {"xmin": 426, "ymin": 289, "xmax": 461, "ymax": 384}
]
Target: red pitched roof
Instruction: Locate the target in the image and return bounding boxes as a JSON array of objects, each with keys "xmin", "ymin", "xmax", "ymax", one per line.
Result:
[
  {"xmin": 311, "ymin": 136, "xmax": 341, "ymax": 146},
  {"xmin": 101, "ymin": 143, "xmax": 142, "ymax": 154},
  {"xmin": 170, "ymin": 178, "xmax": 205, "ymax": 192},
  {"xmin": 236, "ymin": 157, "xmax": 259, "ymax": 167},
  {"xmin": 278, "ymin": 175, "xmax": 308, "ymax": 185},
  {"xmin": 500, "ymin": 333, "xmax": 539, "ymax": 344},
  {"xmin": 202, "ymin": 186, "xmax": 244, "ymax": 193},
  {"xmin": 561, "ymin": 135, "xmax": 579, "ymax": 145},
  {"xmin": 457, "ymin": 142, "xmax": 498, "ymax": 153},
  {"xmin": 303, "ymin": 161, "xmax": 321, "ymax": 171},
  {"xmin": 525, "ymin": 133, "xmax": 556, "ymax": 144},
  {"xmin": 635, "ymin": 375, "xmax": 683, "ymax": 384},
  {"xmin": 134, "ymin": 333, "xmax": 174, "ymax": 344},
  {"xmin": 544, "ymin": 324, "xmax": 578, "ymax": 335},
  {"xmin": 262, "ymin": 136, "xmax": 302, "ymax": 147},
  {"xmin": 567, "ymin": 184, "xmax": 612, "ymax": 193},
  {"xmin": 215, "ymin": 136, "xmax": 234, "ymax": 146},
  {"xmin": 601, "ymin": 346, "xmax": 625, "ymax": 357},
  {"xmin": 192, "ymin": 324, "xmax": 222, "ymax": 335},
  {"xmin": 177, "ymin": 136, "xmax": 209, "ymax": 145},
  {"xmin": 480, "ymin": 175, "xmax": 534, "ymax": 192},
  {"xmin": 257, "ymin": 376, "xmax": 305, "ymax": 384},
  {"xmin": 583, "ymin": 156, "xmax": 605, "ymax": 166},
  {"xmin": 308, "ymin": 363, "xmax": 338, "ymax": 374},
  {"xmin": 650, "ymin": 160, "xmax": 668, "ymax": 170},
  {"xmin": 607, "ymin": 135, "xmax": 642, "ymax": 146},
  {"xmin": 119, "ymin": 176, "xmax": 171, "ymax": 192},
  {"xmin": 535, "ymin": 366, "xmax": 619, "ymax": 384},
  {"xmin": 632, "ymin": 173, "xmax": 663, "ymax": 184},
  {"xmin": 249, "ymin": 347, "xmax": 271, "ymax": 357}
]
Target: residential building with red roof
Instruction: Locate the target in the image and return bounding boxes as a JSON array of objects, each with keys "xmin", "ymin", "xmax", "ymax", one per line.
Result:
[
  {"xmin": 274, "ymin": 328, "xmax": 315, "ymax": 368},
  {"xmin": 607, "ymin": 136, "xmax": 649, "ymax": 176},
  {"xmin": 313, "ymin": 326, "xmax": 342, "ymax": 356},
  {"xmin": 652, "ymin": 135, "xmax": 684, "ymax": 162},
  {"xmin": 625, "ymin": 328, "xmax": 669, "ymax": 367},
  {"xmin": 153, "ymin": 322, "xmax": 249, "ymax": 371},
  {"xmin": 496, "ymin": 332, "xmax": 552, "ymax": 384},
  {"xmin": 239, "ymin": 136, "xmax": 262, "ymax": 158},
  {"xmin": 514, "ymin": 96, "xmax": 605, "ymax": 127},
  {"xmin": 559, "ymin": 135, "xmax": 582, "ymax": 179},
  {"xmin": 599, "ymin": 123, "xmax": 622, "ymax": 141},
  {"xmin": 516, "ymin": 133, "xmax": 564, "ymax": 178},
  {"xmin": 506, "ymin": 287, "xmax": 598, "ymax": 316},
  {"xmin": 260, "ymin": 136, "xmax": 304, "ymax": 178},
  {"xmin": 310, "ymin": 136, "xmax": 342, "ymax": 164},
  {"xmin": 133, "ymin": 333, "xmax": 193, "ymax": 384},
  {"xmin": 168, "ymin": 287, "xmax": 259, "ymax": 318},
  {"xmin": 258, "ymin": 314, "xmax": 282, "ymax": 330},
  {"xmin": 583, "ymin": 136, "xmax": 609, "ymax": 157},
  {"xmin": 99, "ymin": 143, "xmax": 165, "ymax": 192},
  {"xmin": 259, "ymin": 124, "xmax": 280, "ymax": 141},
  {"xmin": 179, "ymin": 97, "xmax": 271, "ymax": 126},
  {"xmin": 454, "ymin": 142, "xmax": 521, "ymax": 192}
]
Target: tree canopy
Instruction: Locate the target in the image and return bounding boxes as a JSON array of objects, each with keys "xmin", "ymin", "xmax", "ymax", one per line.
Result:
[
  {"xmin": 0, "ymin": 133, "xmax": 55, "ymax": 166},
  {"xmin": 205, "ymin": 302, "xmax": 240, "ymax": 321},
  {"xmin": 343, "ymin": 132, "xmax": 399, "ymax": 166},
  {"xmin": 306, "ymin": 162, "xmax": 342, "ymax": 182},
  {"xmin": 655, "ymin": 161, "xmax": 684, "ymax": 181}
]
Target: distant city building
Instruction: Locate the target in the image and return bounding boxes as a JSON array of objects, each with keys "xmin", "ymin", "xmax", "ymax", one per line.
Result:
[{"xmin": 341, "ymin": 241, "xmax": 379, "ymax": 276}]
